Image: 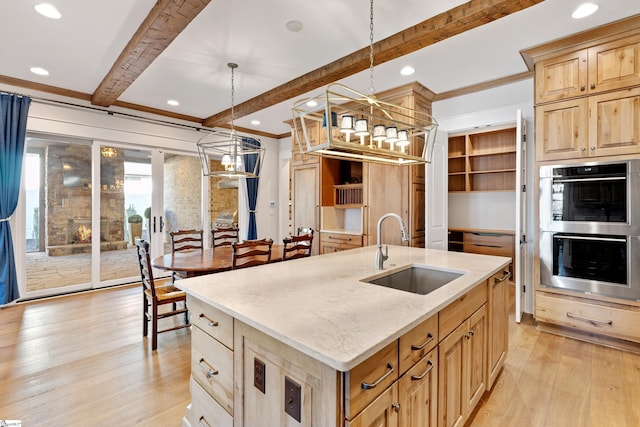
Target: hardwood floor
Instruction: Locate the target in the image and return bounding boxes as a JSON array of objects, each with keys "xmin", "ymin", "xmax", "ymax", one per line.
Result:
[{"xmin": 1, "ymin": 284, "xmax": 639, "ymax": 426}]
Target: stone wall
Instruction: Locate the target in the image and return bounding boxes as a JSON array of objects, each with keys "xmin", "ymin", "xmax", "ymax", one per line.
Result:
[
  {"xmin": 163, "ymin": 155, "xmax": 202, "ymax": 233},
  {"xmin": 45, "ymin": 143, "xmax": 125, "ymax": 253},
  {"xmin": 208, "ymin": 159, "xmax": 238, "ymax": 223}
]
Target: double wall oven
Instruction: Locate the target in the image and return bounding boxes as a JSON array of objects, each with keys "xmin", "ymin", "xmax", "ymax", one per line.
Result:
[{"xmin": 539, "ymin": 159, "xmax": 640, "ymax": 301}]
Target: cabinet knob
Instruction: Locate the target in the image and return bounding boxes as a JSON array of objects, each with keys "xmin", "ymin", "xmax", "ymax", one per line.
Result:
[
  {"xmin": 591, "ymin": 83, "xmax": 596, "ymax": 90},
  {"xmin": 580, "ymin": 85, "xmax": 586, "ymax": 91},
  {"xmin": 591, "ymin": 147, "xmax": 595, "ymax": 151},
  {"xmin": 391, "ymin": 402, "xmax": 401, "ymax": 412},
  {"xmin": 581, "ymin": 147, "xmax": 586, "ymax": 152}
]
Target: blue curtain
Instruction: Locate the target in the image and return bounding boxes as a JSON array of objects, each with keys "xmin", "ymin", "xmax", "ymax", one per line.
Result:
[
  {"xmin": 242, "ymin": 137, "xmax": 261, "ymax": 240},
  {"xmin": 0, "ymin": 93, "xmax": 31, "ymax": 304}
]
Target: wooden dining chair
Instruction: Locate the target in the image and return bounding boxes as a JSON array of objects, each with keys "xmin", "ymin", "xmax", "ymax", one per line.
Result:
[
  {"xmin": 170, "ymin": 229, "xmax": 203, "ymax": 282},
  {"xmin": 211, "ymin": 226, "xmax": 239, "ymax": 248},
  {"xmin": 232, "ymin": 238, "xmax": 273, "ymax": 269},
  {"xmin": 135, "ymin": 239, "xmax": 190, "ymax": 351},
  {"xmin": 282, "ymin": 233, "xmax": 314, "ymax": 261},
  {"xmin": 297, "ymin": 226, "xmax": 314, "ymax": 237},
  {"xmin": 170, "ymin": 229, "xmax": 204, "ymax": 252}
]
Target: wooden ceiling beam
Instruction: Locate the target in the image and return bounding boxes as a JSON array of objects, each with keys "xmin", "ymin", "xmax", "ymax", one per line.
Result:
[
  {"xmin": 91, "ymin": 0, "xmax": 211, "ymax": 107},
  {"xmin": 203, "ymin": 0, "xmax": 544, "ymax": 128}
]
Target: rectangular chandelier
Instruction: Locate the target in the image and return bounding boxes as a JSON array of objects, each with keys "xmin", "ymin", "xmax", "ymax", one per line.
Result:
[
  {"xmin": 197, "ymin": 130, "xmax": 265, "ymax": 178},
  {"xmin": 291, "ymin": 83, "xmax": 438, "ymax": 165}
]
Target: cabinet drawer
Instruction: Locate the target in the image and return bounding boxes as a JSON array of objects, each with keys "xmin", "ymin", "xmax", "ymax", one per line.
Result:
[
  {"xmin": 320, "ymin": 232, "xmax": 363, "ymax": 247},
  {"xmin": 189, "ymin": 296, "xmax": 234, "ymax": 349},
  {"xmin": 399, "ymin": 314, "xmax": 438, "ymax": 375},
  {"xmin": 439, "ymin": 282, "xmax": 488, "ymax": 339},
  {"xmin": 535, "ymin": 292, "xmax": 640, "ymax": 343},
  {"xmin": 345, "ymin": 341, "xmax": 399, "ymax": 420},
  {"xmin": 191, "ymin": 326, "xmax": 234, "ymax": 414},
  {"xmin": 463, "ymin": 232, "xmax": 513, "ymax": 258},
  {"xmin": 188, "ymin": 377, "xmax": 233, "ymax": 427}
]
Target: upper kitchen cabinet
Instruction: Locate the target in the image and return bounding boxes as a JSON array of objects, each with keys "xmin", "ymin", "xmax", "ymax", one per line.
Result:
[
  {"xmin": 523, "ymin": 15, "xmax": 640, "ymax": 162},
  {"xmin": 533, "ymin": 34, "xmax": 640, "ymax": 104}
]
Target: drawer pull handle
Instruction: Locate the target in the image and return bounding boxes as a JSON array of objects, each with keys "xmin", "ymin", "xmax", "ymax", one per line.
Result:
[
  {"xmin": 198, "ymin": 358, "xmax": 219, "ymax": 378},
  {"xmin": 199, "ymin": 313, "xmax": 219, "ymax": 327},
  {"xmin": 411, "ymin": 360, "xmax": 434, "ymax": 381},
  {"xmin": 198, "ymin": 416, "xmax": 212, "ymax": 427},
  {"xmin": 472, "ymin": 243, "xmax": 503, "ymax": 249},
  {"xmin": 411, "ymin": 333, "xmax": 434, "ymax": 351},
  {"xmin": 361, "ymin": 363, "xmax": 395, "ymax": 390},
  {"xmin": 566, "ymin": 312, "xmax": 612, "ymax": 327},
  {"xmin": 329, "ymin": 235, "xmax": 352, "ymax": 241},
  {"xmin": 496, "ymin": 270, "xmax": 512, "ymax": 282}
]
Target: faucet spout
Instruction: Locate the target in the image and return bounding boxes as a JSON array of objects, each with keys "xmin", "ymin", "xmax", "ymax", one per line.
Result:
[{"xmin": 375, "ymin": 213, "xmax": 409, "ymax": 270}]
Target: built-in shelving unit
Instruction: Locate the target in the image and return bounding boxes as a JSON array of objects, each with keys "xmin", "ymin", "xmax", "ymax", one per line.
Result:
[{"xmin": 448, "ymin": 126, "xmax": 517, "ymax": 192}]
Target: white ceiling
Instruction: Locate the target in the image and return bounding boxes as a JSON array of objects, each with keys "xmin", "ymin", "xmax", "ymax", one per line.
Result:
[{"xmin": 2, "ymin": 0, "xmax": 640, "ymax": 136}]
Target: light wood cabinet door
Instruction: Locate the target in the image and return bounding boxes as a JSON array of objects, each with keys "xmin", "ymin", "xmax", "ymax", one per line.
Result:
[
  {"xmin": 466, "ymin": 305, "xmax": 487, "ymax": 414},
  {"xmin": 399, "ymin": 349, "xmax": 438, "ymax": 427},
  {"xmin": 535, "ymin": 98, "xmax": 588, "ymax": 161},
  {"xmin": 535, "ymin": 49, "xmax": 588, "ymax": 104},
  {"xmin": 291, "ymin": 119, "xmax": 320, "ymax": 166},
  {"xmin": 364, "ymin": 163, "xmax": 408, "ymax": 246},
  {"xmin": 487, "ymin": 271, "xmax": 509, "ymax": 390},
  {"xmin": 438, "ymin": 320, "xmax": 466, "ymax": 427},
  {"xmin": 588, "ymin": 87, "xmax": 640, "ymax": 157},
  {"xmin": 438, "ymin": 305, "xmax": 487, "ymax": 427},
  {"xmin": 292, "ymin": 164, "xmax": 319, "ymax": 254},
  {"xmin": 588, "ymin": 34, "xmax": 640, "ymax": 94},
  {"xmin": 347, "ymin": 383, "xmax": 399, "ymax": 427}
]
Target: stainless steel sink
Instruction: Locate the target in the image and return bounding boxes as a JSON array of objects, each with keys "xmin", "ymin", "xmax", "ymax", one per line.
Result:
[{"xmin": 362, "ymin": 265, "xmax": 464, "ymax": 295}]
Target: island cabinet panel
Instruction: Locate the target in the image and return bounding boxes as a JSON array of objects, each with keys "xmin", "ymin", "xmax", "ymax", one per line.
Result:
[
  {"xmin": 399, "ymin": 314, "xmax": 438, "ymax": 375},
  {"xmin": 487, "ymin": 270, "xmax": 510, "ymax": 390},
  {"xmin": 191, "ymin": 326, "xmax": 234, "ymax": 414},
  {"xmin": 188, "ymin": 378, "xmax": 233, "ymax": 427},
  {"xmin": 438, "ymin": 304, "xmax": 487, "ymax": 427},
  {"xmin": 346, "ymin": 383, "xmax": 399, "ymax": 427},
  {"xmin": 398, "ymin": 348, "xmax": 438, "ymax": 427},
  {"xmin": 438, "ymin": 281, "xmax": 487, "ymax": 339},
  {"xmin": 186, "ymin": 296, "xmax": 235, "ymax": 427},
  {"xmin": 345, "ymin": 341, "xmax": 399, "ymax": 420}
]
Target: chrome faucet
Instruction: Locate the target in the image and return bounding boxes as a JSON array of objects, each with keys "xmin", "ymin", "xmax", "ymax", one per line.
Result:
[{"xmin": 375, "ymin": 213, "xmax": 409, "ymax": 270}]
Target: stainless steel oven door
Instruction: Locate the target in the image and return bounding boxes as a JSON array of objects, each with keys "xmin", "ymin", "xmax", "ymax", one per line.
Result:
[
  {"xmin": 540, "ymin": 159, "xmax": 640, "ymax": 236},
  {"xmin": 540, "ymin": 232, "xmax": 640, "ymax": 301}
]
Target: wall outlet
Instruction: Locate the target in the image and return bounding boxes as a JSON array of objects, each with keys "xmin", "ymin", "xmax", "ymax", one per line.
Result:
[
  {"xmin": 254, "ymin": 358, "xmax": 265, "ymax": 394},
  {"xmin": 284, "ymin": 376, "xmax": 301, "ymax": 422}
]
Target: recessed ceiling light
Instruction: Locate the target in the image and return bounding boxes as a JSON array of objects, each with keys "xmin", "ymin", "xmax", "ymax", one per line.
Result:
[
  {"xmin": 251, "ymin": 120, "xmax": 261, "ymax": 126},
  {"xmin": 167, "ymin": 99, "xmax": 179, "ymax": 106},
  {"xmin": 400, "ymin": 66, "xmax": 415, "ymax": 76},
  {"xmin": 34, "ymin": 3, "xmax": 61, "ymax": 19},
  {"xmin": 572, "ymin": 3, "xmax": 599, "ymax": 19},
  {"xmin": 30, "ymin": 67, "xmax": 49, "ymax": 76},
  {"xmin": 306, "ymin": 100, "xmax": 317, "ymax": 107},
  {"xmin": 285, "ymin": 20, "xmax": 303, "ymax": 33}
]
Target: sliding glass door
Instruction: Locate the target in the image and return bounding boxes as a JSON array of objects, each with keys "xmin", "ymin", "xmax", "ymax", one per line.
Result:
[{"xmin": 19, "ymin": 135, "xmax": 206, "ymax": 299}]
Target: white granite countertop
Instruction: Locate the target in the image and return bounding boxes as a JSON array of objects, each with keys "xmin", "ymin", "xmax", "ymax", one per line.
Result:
[{"xmin": 176, "ymin": 245, "xmax": 510, "ymax": 371}]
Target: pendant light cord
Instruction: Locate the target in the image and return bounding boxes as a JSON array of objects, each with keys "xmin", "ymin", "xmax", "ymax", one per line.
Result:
[
  {"xmin": 368, "ymin": 0, "xmax": 375, "ymax": 96},
  {"xmin": 228, "ymin": 62, "xmax": 238, "ymax": 134}
]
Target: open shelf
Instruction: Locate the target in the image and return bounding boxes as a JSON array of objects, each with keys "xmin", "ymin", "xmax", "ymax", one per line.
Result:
[{"xmin": 447, "ymin": 126, "xmax": 517, "ymax": 192}]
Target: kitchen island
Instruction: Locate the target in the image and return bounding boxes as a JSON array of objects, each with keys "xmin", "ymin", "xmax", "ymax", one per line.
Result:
[{"xmin": 177, "ymin": 245, "xmax": 511, "ymax": 427}]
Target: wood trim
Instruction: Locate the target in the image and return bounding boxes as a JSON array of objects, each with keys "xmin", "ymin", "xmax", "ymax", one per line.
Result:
[
  {"xmin": 433, "ymin": 71, "xmax": 533, "ymax": 101},
  {"xmin": 0, "ymin": 74, "xmax": 91, "ymax": 101},
  {"xmin": 520, "ymin": 13, "xmax": 640, "ymax": 70},
  {"xmin": 203, "ymin": 0, "xmax": 544, "ymax": 127},
  {"xmin": 91, "ymin": 0, "xmax": 212, "ymax": 107}
]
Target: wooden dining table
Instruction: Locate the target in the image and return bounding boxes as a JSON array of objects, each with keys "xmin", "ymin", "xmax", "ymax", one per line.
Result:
[{"xmin": 151, "ymin": 245, "xmax": 285, "ymax": 277}]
